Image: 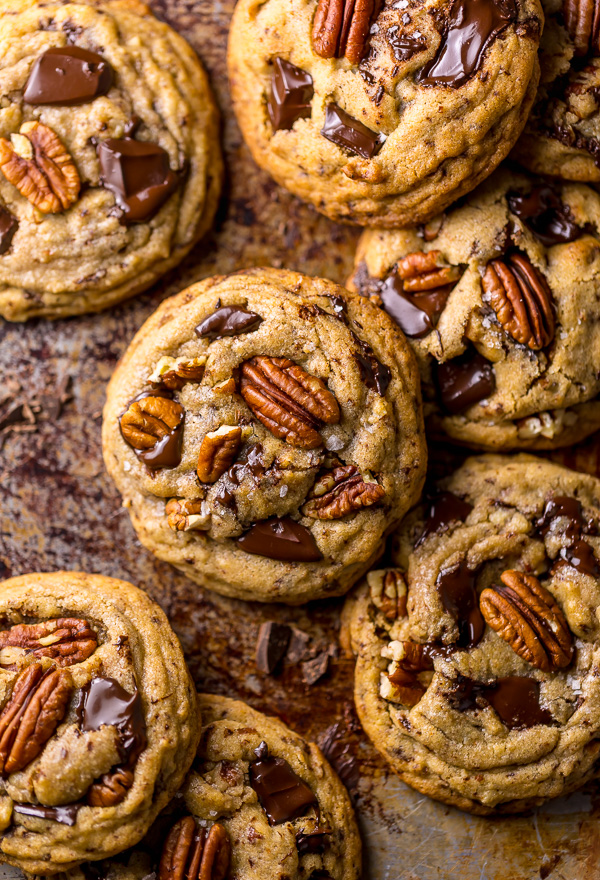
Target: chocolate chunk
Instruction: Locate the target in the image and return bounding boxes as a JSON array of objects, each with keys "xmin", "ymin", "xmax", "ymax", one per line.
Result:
[
  {"xmin": 249, "ymin": 742, "xmax": 318, "ymax": 824},
  {"xmin": 436, "ymin": 348, "xmax": 495, "ymax": 413},
  {"xmin": 195, "ymin": 305, "xmax": 263, "ymax": 339},
  {"xmin": 13, "ymin": 803, "xmax": 81, "ymax": 825},
  {"xmin": 137, "ymin": 423, "xmax": 184, "ymax": 470},
  {"xmin": 558, "ymin": 538, "xmax": 600, "ymax": 577},
  {"xmin": 536, "ymin": 496, "xmax": 599, "ymax": 575},
  {"xmin": 321, "ymin": 103, "xmax": 385, "ymax": 159},
  {"xmin": 353, "ymin": 338, "xmax": 392, "ymax": 395},
  {"xmin": 301, "ymin": 651, "xmax": 329, "ymax": 685},
  {"xmin": 268, "ymin": 57, "xmax": 314, "ymax": 131},
  {"xmin": 256, "ymin": 621, "xmax": 292, "ymax": 674},
  {"xmin": 319, "ymin": 722, "xmax": 360, "ymax": 791},
  {"xmin": 507, "ymin": 186, "xmax": 583, "ymax": 247},
  {"xmin": 0, "ymin": 207, "xmax": 17, "ymax": 255},
  {"xmin": 296, "ymin": 829, "xmax": 330, "ymax": 855},
  {"xmin": 97, "ymin": 138, "xmax": 178, "ymax": 223},
  {"xmin": 437, "ymin": 558, "xmax": 485, "ymax": 648},
  {"xmin": 24, "ymin": 46, "xmax": 113, "ymax": 106},
  {"xmin": 237, "ymin": 517, "xmax": 323, "ymax": 562},
  {"xmin": 80, "ymin": 676, "xmax": 146, "ymax": 759},
  {"xmin": 415, "ymin": 490, "xmax": 473, "ymax": 546},
  {"xmin": 379, "ymin": 270, "xmax": 449, "ymax": 338},
  {"xmin": 286, "ymin": 627, "xmax": 311, "ymax": 664},
  {"xmin": 449, "ymin": 675, "xmax": 554, "ymax": 729},
  {"xmin": 388, "ymin": 27, "xmax": 427, "ymax": 61},
  {"xmin": 416, "ymin": 0, "xmax": 517, "ymax": 89}
]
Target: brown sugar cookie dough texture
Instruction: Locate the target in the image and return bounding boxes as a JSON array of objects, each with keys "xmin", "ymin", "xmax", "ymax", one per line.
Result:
[
  {"xmin": 344, "ymin": 455, "xmax": 600, "ymax": 814},
  {"xmin": 0, "ymin": 571, "xmax": 199, "ymax": 874},
  {"xmin": 227, "ymin": 0, "xmax": 542, "ymax": 227},
  {"xmin": 102, "ymin": 268, "xmax": 427, "ymax": 604},
  {"xmin": 0, "ymin": 0, "xmax": 222, "ymax": 321},
  {"xmin": 348, "ymin": 167, "xmax": 600, "ymax": 451}
]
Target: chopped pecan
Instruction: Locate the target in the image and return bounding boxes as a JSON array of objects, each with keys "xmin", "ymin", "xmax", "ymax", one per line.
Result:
[
  {"xmin": 386, "ymin": 667, "xmax": 426, "ymax": 707},
  {"xmin": 302, "ymin": 465, "xmax": 384, "ymax": 519},
  {"xmin": 87, "ymin": 766, "xmax": 134, "ymax": 807},
  {"xmin": 197, "ymin": 425, "xmax": 243, "ymax": 483},
  {"xmin": 149, "ymin": 356, "xmax": 207, "ymax": 391},
  {"xmin": 480, "ymin": 570, "xmax": 573, "ymax": 672},
  {"xmin": 563, "ymin": 0, "xmax": 600, "ymax": 56},
  {"xmin": 120, "ymin": 396, "xmax": 184, "ymax": 451},
  {"xmin": 0, "ymin": 663, "xmax": 71, "ymax": 775},
  {"xmin": 0, "ymin": 122, "xmax": 80, "ymax": 213},
  {"xmin": 367, "ymin": 569, "xmax": 408, "ymax": 620},
  {"xmin": 395, "ymin": 250, "xmax": 462, "ymax": 294},
  {"xmin": 312, "ymin": 0, "xmax": 376, "ymax": 63},
  {"xmin": 483, "ymin": 253, "xmax": 555, "ymax": 350},
  {"xmin": 0, "ymin": 618, "xmax": 97, "ymax": 668},
  {"xmin": 166, "ymin": 498, "xmax": 209, "ymax": 532},
  {"xmin": 159, "ymin": 816, "xmax": 231, "ymax": 880},
  {"xmin": 240, "ymin": 356, "xmax": 340, "ymax": 449}
]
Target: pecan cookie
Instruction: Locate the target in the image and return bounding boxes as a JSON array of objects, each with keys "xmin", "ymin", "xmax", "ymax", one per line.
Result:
[
  {"xmin": 227, "ymin": 0, "xmax": 542, "ymax": 227},
  {"xmin": 0, "ymin": 571, "xmax": 199, "ymax": 874},
  {"xmin": 0, "ymin": 0, "xmax": 222, "ymax": 321},
  {"xmin": 344, "ymin": 454, "xmax": 600, "ymax": 814},
  {"xmin": 102, "ymin": 268, "xmax": 427, "ymax": 604},
  {"xmin": 348, "ymin": 166, "xmax": 600, "ymax": 451}
]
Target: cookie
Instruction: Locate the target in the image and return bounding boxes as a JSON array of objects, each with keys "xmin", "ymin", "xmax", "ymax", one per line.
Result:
[
  {"xmin": 102, "ymin": 268, "xmax": 427, "ymax": 604},
  {"xmin": 0, "ymin": 0, "xmax": 222, "ymax": 321},
  {"xmin": 26, "ymin": 694, "xmax": 363, "ymax": 880},
  {"xmin": 512, "ymin": 0, "xmax": 600, "ymax": 182},
  {"xmin": 344, "ymin": 454, "xmax": 600, "ymax": 814},
  {"xmin": 227, "ymin": 0, "xmax": 542, "ymax": 227},
  {"xmin": 348, "ymin": 167, "xmax": 600, "ymax": 451},
  {"xmin": 0, "ymin": 571, "xmax": 199, "ymax": 874}
]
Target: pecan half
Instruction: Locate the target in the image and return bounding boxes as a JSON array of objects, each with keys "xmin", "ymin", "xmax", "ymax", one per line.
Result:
[
  {"xmin": 483, "ymin": 253, "xmax": 555, "ymax": 350},
  {"xmin": 0, "ymin": 663, "xmax": 71, "ymax": 775},
  {"xmin": 0, "ymin": 618, "xmax": 97, "ymax": 668},
  {"xmin": 240, "ymin": 356, "xmax": 340, "ymax": 449},
  {"xmin": 480, "ymin": 570, "xmax": 573, "ymax": 672},
  {"xmin": 166, "ymin": 498, "xmax": 209, "ymax": 532},
  {"xmin": 87, "ymin": 767, "xmax": 134, "ymax": 807},
  {"xmin": 395, "ymin": 250, "xmax": 462, "ymax": 294},
  {"xmin": 159, "ymin": 816, "xmax": 231, "ymax": 880},
  {"xmin": 149, "ymin": 356, "xmax": 207, "ymax": 391},
  {"xmin": 302, "ymin": 465, "xmax": 384, "ymax": 519},
  {"xmin": 386, "ymin": 667, "xmax": 426, "ymax": 707},
  {"xmin": 120, "ymin": 396, "xmax": 184, "ymax": 451},
  {"xmin": 367, "ymin": 569, "xmax": 408, "ymax": 620},
  {"xmin": 312, "ymin": 0, "xmax": 376, "ymax": 63},
  {"xmin": 563, "ymin": 0, "xmax": 600, "ymax": 56},
  {"xmin": 0, "ymin": 122, "xmax": 80, "ymax": 213},
  {"xmin": 197, "ymin": 425, "xmax": 243, "ymax": 483}
]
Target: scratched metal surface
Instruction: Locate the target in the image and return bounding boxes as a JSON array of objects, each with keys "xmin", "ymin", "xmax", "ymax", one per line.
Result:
[{"xmin": 1, "ymin": 0, "xmax": 600, "ymax": 877}]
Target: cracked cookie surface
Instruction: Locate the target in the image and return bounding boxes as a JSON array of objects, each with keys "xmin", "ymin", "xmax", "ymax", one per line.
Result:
[
  {"xmin": 348, "ymin": 167, "xmax": 600, "ymax": 451},
  {"xmin": 0, "ymin": 0, "xmax": 222, "ymax": 321},
  {"xmin": 102, "ymin": 268, "xmax": 427, "ymax": 604}
]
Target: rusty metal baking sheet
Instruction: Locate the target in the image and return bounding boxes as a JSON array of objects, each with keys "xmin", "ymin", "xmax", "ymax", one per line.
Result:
[{"xmin": 1, "ymin": 0, "xmax": 600, "ymax": 877}]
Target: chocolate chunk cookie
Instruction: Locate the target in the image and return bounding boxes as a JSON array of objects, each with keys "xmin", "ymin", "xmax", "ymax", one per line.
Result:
[
  {"xmin": 227, "ymin": 0, "xmax": 542, "ymax": 227},
  {"xmin": 0, "ymin": 571, "xmax": 199, "ymax": 874},
  {"xmin": 102, "ymin": 268, "xmax": 426, "ymax": 604},
  {"xmin": 344, "ymin": 454, "xmax": 600, "ymax": 814},
  {"xmin": 0, "ymin": 0, "xmax": 222, "ymax": 321},
  {"xmin": 348, "ymin": 167, "xmax": 600, "ymax": 450}
]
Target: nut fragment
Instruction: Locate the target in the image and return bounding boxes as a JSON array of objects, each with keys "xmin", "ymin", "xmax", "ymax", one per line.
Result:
[
  {"xmin": 385, "ymin": 667, "xmax": 426, "ymax": 707},
  {"xmin": 0, "ymin": 663, "xmax": 71, "ymax": 775},
  {"xmin": 395, "ymin": 250, "xmax": 462, "ymax": 294},
  {"xmin": 166, "ymin": 498, "xmax": 210, "ymax": 532},
  {"xmin": 303, "ymin": 465, "xmax": 385, "ymax": 519},
  {"xmin": 0, "ymin": 618, "xmax": 97, "ymax": 668},
  {"xmin": 120, "ymin": 396, "xmax": 184, "ymax": 451},
  {"xmin": 87, "ymin": 766, "xmax": 134, "ymax": 807},
  {"xmin": 149, "ymin": 356, "xmax": 207, "ymax": 391},
  {"xmin": 0, "ymin": 122, "xmax": 80, "ymax": 213},
  {"xmin": 159, "ymin": 816, "xmax": 231, "ymax": 880},
  {"xmin": 197, "ymin": 425, "xmax": 243, "ymax": 483},
  {"xmin": 312, "ymin": 0, "xmax": 376, "ymax": 63},
  {"xmin": 480, "ymin": 570, "xmax": 573, "ymax": 671},
  {"xmin": 563, "ymin": 0, "xmax": 600, "ymax": 55},
  {"xmin": 367, "ymin": 569, "xmax": 408, "ymax": 620},
  {"xmin": 483, "ymin": 253, "xmax": 555, "ymax": 350},
  {"xmin": 240, "ymin": 356, "xmax": 340, "ymax": 449}
]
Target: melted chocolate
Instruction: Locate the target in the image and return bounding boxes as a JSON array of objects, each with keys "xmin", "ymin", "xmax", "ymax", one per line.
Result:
[
  {"xmin": 507, "ymin": 186, "xmax": 583, "ymax": 247},
  {"xmin": 437, "ymin": 559, "xmax": 485, "ymax": 648},
  {"xmin": 136, "ymin": 424, "xmax": 184, "ymax": 469},
  {"xmin": 250, "ymin": 742, "xmax": 318, "ymax": 825},
  {"xmin": 195, "ymin": 305, "xmax": 263, "ymax": 339},
  {"xmin": 0, "ymin": 207, "xmax": 18, "ymax": 255},
  {"xmin": 379, "ymin": 270, "xmax": 449, "ymax": 338},
  {"xmin": 81, "ymin": 676, "xmax": 146, "ymax": 759},
  {"xmin": 13, "ymin": 803, "xmax": 80, "ymax": 825},
  {"xmin": 321, "ymin": 103, "xmax": 385, "ymax": 159},
  {"xmin": 416, "ymin": 0, "xmax": 516, "ymax": 88},
  {"xmin": 296, "ymin": 829, "xmax": 330, "ymax": 855},
  {"xmin": 97, "ymin": 138, "xmax": 178, "ymax": 223},
  {"xmin": 537, "ymin": 496, "xmax": 599, "ymax": 575},
  {"xmin": 228, "ymin": 444, "xmax": 265, "ymax": 485},
  {"xmin": 267, "ymin": 57, "xmax": 314, "ymax": 131},
  {"xmin": 558, "ymin": 538, "xmax": 600, "ymax": 577},
  {"xmin": 237, "ymin": 517, "xmax": 323, "ymax": 562},
  {"xmin": 388, "ymin": 27, "xmax": 427, "ymax": 61},
  {"xmin": 436, "ymin": 348, "xmax": 495, "ymax": 413},
  {"xmin": 354, "ymin": 338, "xmax": 392, "ymax": 395},
  {"xmin": 24, "ymin": 46, "xmax": 113, "ymax": 106},
  {"xmin": 449, "ymin": 675, "xmax": 554, "ymax": 729},
  {"xmin": 416, "ymin": 490, "xmax": 474, "ymax": 546}
]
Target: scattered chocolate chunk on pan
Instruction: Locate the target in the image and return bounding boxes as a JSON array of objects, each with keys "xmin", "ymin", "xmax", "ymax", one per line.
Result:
[
  {"xmin": 256, "ymin": 621, "xmax": 292, "ymax": 674},
  {"xmin": 301, "ymin": 651, "xmax": 330, "ymax": 685}
]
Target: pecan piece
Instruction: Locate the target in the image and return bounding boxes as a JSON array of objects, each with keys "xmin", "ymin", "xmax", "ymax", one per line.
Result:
[
  {"xmin": 312, "ymin": 0, "xmax": 376, "ymax": 63},
  {"xmin": 563, "ymin": 0, "xmax": 600, "ymax": 56},
  {"xmin": 159, "ymin": 816, "xmax": 231, "ymax": 880},
  {"xmin": 386, "ymin": 667, "xmax": 425, "ymax": 707},
  {"xmin": 302, "ymin": 465, "xmax": 384, "ymax": 519},
  {"xmin": 240, "ymin": 356, "xmax": 340, "ymax": 449},
  {"xmin": 480, "ymin": 570, "xmax": 573, "ymax": 672},
  {"xmin": 87, "ymin": 767, "xmax": 134, "ymax": 807},
  {"xmin": 0, "ymin": 122, "xmax": 80, "ymax": 213},
  {"xmin": 395, "ymin": 250, "xmax": 462, "ymax": 294},
  {"xmin": 367, "ymin": 568, "xmax": 408, "ymax": 620},
  {"xmin": 0, "ymin": 618, "xmax": 97, "ymax": 668},
  {"xmin": 0, "ymin": 663, "xmax": 71, "ymax": 775},
  {"xmin": 166, "ymin": 498, "xmax": 209, "ymax": 532},
  {"xmin": 149, "ymin": 356, "xmax": 207, "ymax": 391},
  {"xmin": 483, "ymin": 253, "xmax": 555, "ymax": 350},
  {"xmin": 197, "ymin": 425, "xmax": 243, "ymax": 483},
  {"xmin": 120, "ymin": 396, "xmax": 184, "ymax": 465}
]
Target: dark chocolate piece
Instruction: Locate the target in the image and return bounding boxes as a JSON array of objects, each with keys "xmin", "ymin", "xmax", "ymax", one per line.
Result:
[
  {"xmin": 436, "ymin": 348, "xmax": 495, "ymax": 413},
  {"xmin": 136, "ymin": 423, "xmax": 184, "ymax": 470},
  {"xmin": 195, "ymin": 305, "xmax": 263, "ymax": 339},
  {"xmin": 558, "ymin": 538, "xmax": 600, "ymax": 577},
  {"xmin": 437, "ymin": 559, "xmax": 485, "ymax": 648},
  {"xmin": 354, "ymin": 338, "xmax": 392, "ymax": 395},
  {"xmin": 301, "ymin": 651, "xmax": 329, "ymax": 685},
  {"xmin": 0, "ymin": 207, "xmax": 18, "ymax": 255},
  {"xmin": 507, "ymin": 186, "xmax": 583, "ymax": 247},
  {"xmin": 237, "ymin": 517, "xmax": 323, "ymax": 562},
  {"xmin": 13, "ymin": 803, "xmax": 81, "ymax": 825},
  {"xmin": 449, "ymin": 675, "xmax": 554, "ymax": 729},
  {"xmin": 416, "ymin": 0, "xmax": 516, "ymax": 89},
  {"xmin": 379, "ymin": 270, "xmax": 449, "ymax": 338},
  {"xmin": 81, "ymin": 676, "xmax": 146, "ymax": 759},
  {"xmin": 321, "ymin": 103, "xmax": 385, "ymax": 159},
  {"xmin": 24, "ymin": 46, "xmax": 113, "ymax": 106},
  {"xmin": 268, "ymin": 57, "xmax": 314, "ymax": 131},
  {"xmin": 416, "ymin": 490, "xmax": 473, "ymax": 546},
  {"xmin": 388, "ymin": 27, "xmax": 427, "ymax": 61},
  {"xmin": 537, "ymin": 495, "xmax": 599, "ymax": 575},
  {"xmin": 97, "ymin": 138, "xmax": 178, "ymax": 223},
  {"xmin": 296, "ymin": 829, "xmax": 330, "ymax": 855},
  {"xmin": 249, "ymin": 742, "xmax": 318, "ymax": 825},
  {"xmin": 256, "ymin": 621, "xmax": 292, "ymax": 674},
  {"xmin": 319, "ymin": 722, "xmax": 360, "ymax": 791},
  {"xmin": 286, "ymin": 627, "xmax": 311, "ymax": 664},
  {"xmin": 227, "ymin": 444, "xmax": 265, "ymax": 486}
]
